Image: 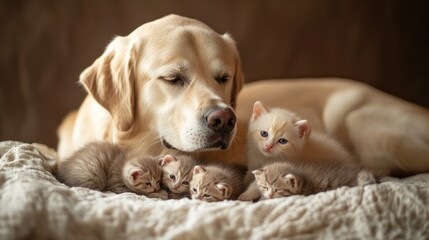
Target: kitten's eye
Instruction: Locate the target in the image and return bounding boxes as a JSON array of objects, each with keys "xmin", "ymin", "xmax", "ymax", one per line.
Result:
[
  {"xmin": 156, "ymin": 180, "xmax": 161, "ymax": 184},
  {"xmin": 278, "ymin": 138, "xmax": 288, "ymax": 145},
  {"xmin": 182, "ymin": 181, "xmax": 189, "ymax": 185},
  {"xmin": 169, "ymin": 174, "xmax": 176, "ymax": 181},
  {"xmin": 275, "ymin": 189, "xmax": 283, "ymax": 192},
  {"xmin": 260, "ymin": 131, "xmax": 268, "ymax": 137},
  {"xmin": 203, "ymin": 194, "xmax": 211, "ymax": 198},
  {"xmin": 192, "ymin": 188, "xmax": 197, "ymax": 193},
  {"xmin": 145, "ymin": 182, "xmax": 151, "ymax": 186},
  {"xmin": 260, "ymin": 186, "xmax": 268, "ymax": 191}
]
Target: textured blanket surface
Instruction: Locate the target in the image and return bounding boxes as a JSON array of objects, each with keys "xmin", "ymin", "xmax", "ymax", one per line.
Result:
[{"xmin": 0, "ymin": 141, "xmax": 428, "ymax": 240}]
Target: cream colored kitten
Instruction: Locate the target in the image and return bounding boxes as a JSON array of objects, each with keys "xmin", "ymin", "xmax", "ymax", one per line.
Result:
[
  {"xmin": 158, "ymin": 154, "xmax": 197, "ymax": 199},
  {"xmin": 57, "ymin": 142, "xmax": 166, "ymax": 198},
  {"xmin": 239, "ymin": 161, "xmax": 377, "ymax": 201},
  {"xmin": 190, "ymin": 165, "xmax": 244, "ymax": 202},
  {"xmin": 245, "ymin": 101, "xmax": 354, "ymax": 182}
]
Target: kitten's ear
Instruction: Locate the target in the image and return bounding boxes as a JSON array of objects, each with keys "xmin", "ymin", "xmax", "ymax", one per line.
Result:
[
  {"xmin": 157, "ymin": 158, "xmax": 163, "ymax": 166},
  {"xmin": 216, "ymin": 182, "xmax": 232, "ymax": 198},
  {"xmin": 295, "ymin": 120, "xmax": 312, "ymax": 139},
  {"xmin": 251, "ymin": 101, "xmax": 270, "ymax": 122},
  {"xmin": 284, "ymin": 173, "xmax": 299, "ymax": 189},
  {"xmin": 193, "ymin": 165, "xmax": 206, "ymax": 175},
  {"xmin": 129, "ymin": 167, "xmax": 145, "ymax": 182},
  {"xmin": 252, "ymin": 169, "xmax": 264, "ymax": 176},
  {"xmin": 159, "ymin": 155, "xmax": 177, "ymax": 166}
]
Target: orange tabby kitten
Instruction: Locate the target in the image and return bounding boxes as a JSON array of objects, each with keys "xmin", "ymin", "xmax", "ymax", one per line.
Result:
[
  {"xmin": 243, "ymin": 101, "xmax": 354, "ymax": 183},
  {"xmin": 190, "ymin": 164, "xmax": 244, "ymax": 202},
  {"xmin": 158, "ymin": 154, "xmax": 197, "ymax": 199},
  {"xmin": 240, "ymin": 161, "xmax": 377, "ymax": 201},
  {"xmin": 57, "ymin": 142, "xmax": 166, "ymax": 198}
]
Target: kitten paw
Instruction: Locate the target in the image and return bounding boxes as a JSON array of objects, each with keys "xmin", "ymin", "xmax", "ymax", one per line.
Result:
[
  {"xmin": 147, "ymin": 190, "xmax": 169, "ymax": 200},
  {"xmin": 168, "ymin": 192, "xmax": 189, "ymax": 199},
  {"xmin": 109, "ymin": 185, "xmax": 130, "ymax": 194},
  {"xmin": 237, "ymin": 192, "xmax": 255, "ymax": 201},
  {"xmin": 357, "ymin": 169, "xmax": 377, "ymax": 186}
]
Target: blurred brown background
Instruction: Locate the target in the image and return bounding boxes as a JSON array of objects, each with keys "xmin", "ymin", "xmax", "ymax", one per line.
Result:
[{"xmin": 1, "ymin": 0, "xmax": 429, "ymax": 148}]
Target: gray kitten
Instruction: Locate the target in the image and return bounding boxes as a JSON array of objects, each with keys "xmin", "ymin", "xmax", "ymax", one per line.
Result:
[
  {"xmin": 239, "ymin": 161, "xmax": 377, "ymax": 201},
  {"xmin": 158, "ymin": 154, "xmax": 197, "ymax": 199},
  {"xmin": 190, "ymin": 164, "xmax": 244, "ymax": 202},
  {"xmin": 57, "ymin": 142, "xmax": 166, "ymax": 198}
]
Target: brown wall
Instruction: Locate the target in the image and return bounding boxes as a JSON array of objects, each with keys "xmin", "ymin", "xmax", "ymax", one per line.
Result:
[{"xmin": 1, "ymin": 0, "xmax": 429, "ymax": 147}]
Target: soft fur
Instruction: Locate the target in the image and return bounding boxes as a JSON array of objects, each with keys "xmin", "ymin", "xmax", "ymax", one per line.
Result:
[
  {"xmin": 58, "ymin": 15, "xmax": 429, "ymax": 177},
  {"xmin": 57, "ymin": 142, "xmax": 128, "ymax": 193}
]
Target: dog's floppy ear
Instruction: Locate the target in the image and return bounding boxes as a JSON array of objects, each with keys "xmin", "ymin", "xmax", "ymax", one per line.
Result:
[
  {"xmin": 80, "ymin": 36, "xmax": 136, "ymax": 131},
  {"xmin": 222, "ymin": 33, "xmax": 244, "ymax": 109}
]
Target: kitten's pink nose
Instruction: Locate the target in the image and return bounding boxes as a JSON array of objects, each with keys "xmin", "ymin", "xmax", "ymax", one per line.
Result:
[
  {"xmin": 265, "ymin": 143, "xmax": 273, "ymax": 152},
  {"xmin": 173, "ymin": 184, "xmax": 180, "ymax": 189}
]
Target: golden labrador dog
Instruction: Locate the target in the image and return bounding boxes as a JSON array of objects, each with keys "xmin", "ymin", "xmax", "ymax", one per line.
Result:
[
  {"xmin": 58, "ymin": 14, "xmax": 243, "ymax": 161},
  {"xmin": 58, "ymin": 14, "xmax": 429, "ymax": 176}
]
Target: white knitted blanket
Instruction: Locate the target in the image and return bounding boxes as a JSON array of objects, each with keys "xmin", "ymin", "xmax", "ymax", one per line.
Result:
[{"xmin": 0, "ymin": 141, "xmax": 428, "ymax": 240}]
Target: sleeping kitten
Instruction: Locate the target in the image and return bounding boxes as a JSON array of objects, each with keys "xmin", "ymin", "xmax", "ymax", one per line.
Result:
[
  {"xmin": 244, "ymin": 101, "xmax": 354, "ymax": 183},
  {"xmin": 239, "ymin": 161, "xmax": 377, "ymax": 201},
  {"xmin": 190, "ymin": 164, "xmax": 244, "ymax": 202},
  {"xmin": 57, "ymin": 142, "xmax": 167, "ymax": 199},
  {"xmin": 158, "ymin": 154, "xmax": 197, "ymax": 199}
]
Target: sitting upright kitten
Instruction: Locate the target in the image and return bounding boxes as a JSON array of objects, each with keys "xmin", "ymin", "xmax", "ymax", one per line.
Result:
[
  {"xmin": 190, "ymin": 164, "xmax": 244, "ymax": 202},
  {"xmin": 239, "ymin": 161, "xmax": 377, "ymax": 201},
  {"xmin": 158, "ymin": 154, "xmax": 197, "ymax": 199},
  {"xmin": 244, "ymin": 101, "xmax": 354, "ymax": 184},
  {"xmin": 57, "ymin": 142, "xmax": 166, "ymax": 199}
]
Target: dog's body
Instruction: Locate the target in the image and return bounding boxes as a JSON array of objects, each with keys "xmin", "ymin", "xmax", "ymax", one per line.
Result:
[{"xmin": 58, "ymin": 15, "xmax": 429, "ymax": 176}]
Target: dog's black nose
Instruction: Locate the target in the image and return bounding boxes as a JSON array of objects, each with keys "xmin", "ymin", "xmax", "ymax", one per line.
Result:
[{"xmin": 205, "ymin": 108, "xmax": 236, "ymax": 134}]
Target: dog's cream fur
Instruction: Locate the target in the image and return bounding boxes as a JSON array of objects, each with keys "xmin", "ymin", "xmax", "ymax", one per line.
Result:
[{"xmin": 58, "ymin": 15, "xmax": 429, "ymax": 176}]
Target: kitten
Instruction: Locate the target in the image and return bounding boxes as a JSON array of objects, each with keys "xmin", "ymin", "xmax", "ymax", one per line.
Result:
[
  {"xmin": 57, "ymin": 142, "xmax": 166, "ymax": 198},
  {"xmin": 239, "ymin": 161, "xmax": 377, "ymax": 201},
  {"xmin": 158, "ymin": 154, "xmax": 197, "ymax": 199},
  {"xmin": 190, "ymin": 164, "xmax": 244, "ymax": 202},
  {"xmin": 245, "ymin": 101, "xmax": 354, "ymax": 183}
]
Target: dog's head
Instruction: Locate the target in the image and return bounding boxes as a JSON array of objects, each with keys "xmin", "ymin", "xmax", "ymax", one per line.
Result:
[{"xmin": 79, "ymin": 15, "xmax": 244, "ymax": 152}]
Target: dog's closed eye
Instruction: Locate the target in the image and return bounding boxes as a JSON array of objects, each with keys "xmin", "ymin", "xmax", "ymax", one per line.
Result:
[
  {"xmin": 215, "ymin": 74, "xmax": 230, "ymax": 84},
  {"xmin": 159, "ymin": 75, "xmax": 186, "ymax": 86}
]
